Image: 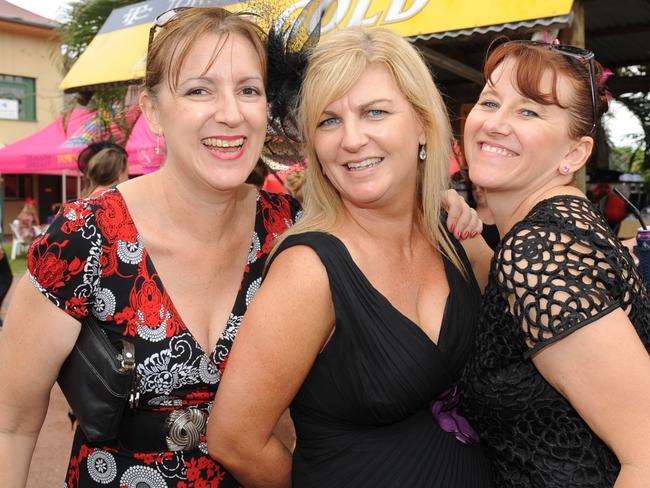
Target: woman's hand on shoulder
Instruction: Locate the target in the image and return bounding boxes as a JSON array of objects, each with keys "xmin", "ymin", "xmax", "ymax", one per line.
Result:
[
  {"xmin": 442, "ymin": 189, "xmax": 482, "ymax": 240},
  {"xmin": 209, "ymin": 244, "xmax": 334, "ymax": 488}
]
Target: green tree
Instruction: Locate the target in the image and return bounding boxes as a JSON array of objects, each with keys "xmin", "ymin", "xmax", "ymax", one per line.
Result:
[
  {"xmin": 616, "ymin": 64, "xmax": 650, "ymax": 189},
  {"xmin": 57, "ymin": 0, "xmax": 140, "ymax": 143}
]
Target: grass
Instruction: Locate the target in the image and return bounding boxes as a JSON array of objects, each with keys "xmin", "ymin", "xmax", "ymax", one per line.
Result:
[{"xmin": 3, "ymin": 242, "xmax": 27, "ymax": 276}]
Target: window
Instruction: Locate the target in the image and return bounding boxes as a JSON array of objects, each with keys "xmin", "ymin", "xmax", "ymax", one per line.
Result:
[
  {"xmin": 0, "ymin": 74, "xmax": 36, "ymax": 121},
  {"xmin": 2, "ymin": 174, "xmax": 33, "ymax": 199}
]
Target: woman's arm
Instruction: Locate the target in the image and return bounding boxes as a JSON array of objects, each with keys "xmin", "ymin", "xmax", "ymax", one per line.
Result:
[
  {"xmin": 460, "ymin": 235, "xmax": 493, "ymax": 292},
  {"xmin": 208, "ymin": 245, "xmax": 335, "ymax": 488},
  {"xmin": 533, "ymin": 309, "xmax": 650, "ymax": 487},
  {"xmin": 0, "ymin": 276, "xmax": 80, "ymax": 487}
]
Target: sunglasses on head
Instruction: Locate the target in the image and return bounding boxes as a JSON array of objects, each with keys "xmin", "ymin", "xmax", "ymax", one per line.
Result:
[
  {"xmin": 510, "ymin": 40, "xmax": 598, "ymax": 135},
  {"xmin": 147, "ymin": 7, "xmax": 260, "ymax": 55}
]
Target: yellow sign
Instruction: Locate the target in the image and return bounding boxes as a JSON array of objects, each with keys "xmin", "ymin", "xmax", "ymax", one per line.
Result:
[{"xmin": 61, "ymin": 0, "xmax": 573, "ymax": 92}]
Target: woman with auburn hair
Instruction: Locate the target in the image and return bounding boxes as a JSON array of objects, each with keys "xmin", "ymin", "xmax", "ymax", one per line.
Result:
[
  {"xmin": 209, "ymin": 27, "xmax": 494, "ymax": 488},
  {"xmin": 460, "ymin": 40, "xmax": 650, "ymax": 487}
]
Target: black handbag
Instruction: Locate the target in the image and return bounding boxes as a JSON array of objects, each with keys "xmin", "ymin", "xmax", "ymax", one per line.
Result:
[{"xmin": 57, "ymin": 314, "xmax": 139, "ymax": 443}]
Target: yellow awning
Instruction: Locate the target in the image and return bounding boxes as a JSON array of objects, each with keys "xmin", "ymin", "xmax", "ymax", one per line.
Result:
[{"xmin": 60, "ymin": 0, "xmax": 574, "ymax": 92}]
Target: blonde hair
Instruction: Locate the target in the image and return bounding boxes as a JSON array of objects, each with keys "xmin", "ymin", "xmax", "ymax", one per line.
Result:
[
  {"xmin": 82, "ymin": 147, "xmax": 128, "ymax": 197},
  {"xmin": 275, "ymin": 27, "xmax": 464, "ymax": 273},
  {"xmin": 284, "ymin": 169, "xmax": 306, "ymax": 203}
]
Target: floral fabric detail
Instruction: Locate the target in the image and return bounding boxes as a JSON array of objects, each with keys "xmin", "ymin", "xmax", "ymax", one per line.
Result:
[{"xmin": 28, "ymin": 188, "xmax": 301, "ymax": 487}]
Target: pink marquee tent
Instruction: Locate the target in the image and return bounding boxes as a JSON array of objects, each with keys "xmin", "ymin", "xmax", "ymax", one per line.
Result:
[
  {"xmin": 0, "ymin": 108, "xmax": 94, "ymax": 174},
  {"xmin": 0, "ymin": 107, "xmax": 164, "ymax": 176}
]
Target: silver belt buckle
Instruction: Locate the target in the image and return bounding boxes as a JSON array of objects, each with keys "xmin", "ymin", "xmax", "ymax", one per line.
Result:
[{"xmin": 165, "ymin": 407, "xmax": 207, "ymax": 451}]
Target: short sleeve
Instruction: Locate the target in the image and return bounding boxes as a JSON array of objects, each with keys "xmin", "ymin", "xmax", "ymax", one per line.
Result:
[
  {"xmin": 256, "ymin": 191, "xmax": 302, "ymax": 253},
  {"xmin": 27, "ymin": 199, "xmax": 102, "ymax": 320},
  {"xmin": 495, "ymin": 206, "xmax": 622, "ymax": 358}
]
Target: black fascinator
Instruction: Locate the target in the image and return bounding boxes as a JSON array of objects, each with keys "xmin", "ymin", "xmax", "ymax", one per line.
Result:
[{"xmin": 259, "ymin": 0, "xmax": 325, "ymax": 169}]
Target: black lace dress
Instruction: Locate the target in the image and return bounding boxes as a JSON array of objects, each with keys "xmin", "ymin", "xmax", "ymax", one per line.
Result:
[
  {"xmin": 461, "ymin": 195, "xmax": 650, "ymax": 487},
  {"xmin": 270, "ymin": 232, "xmax": 494, "ymax": 488}
]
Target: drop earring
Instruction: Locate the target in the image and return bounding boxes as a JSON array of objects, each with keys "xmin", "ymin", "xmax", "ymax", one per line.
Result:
[
  {"xmin": 419, "ymin": 144, "xmax": 427, "ymax": 161},
  {"xmin": 154, "ymin": 134, "xmax": 162, "ymax": 155}
]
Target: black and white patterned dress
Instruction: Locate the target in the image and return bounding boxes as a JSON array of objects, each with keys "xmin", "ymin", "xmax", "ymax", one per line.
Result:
[
  {"xmin": 461, "ymin": 195, "xmax": 650, "ymax": 487},
  {"xmin": 27, "ymin": 188, "xmax": 300, "ymax": 488}
]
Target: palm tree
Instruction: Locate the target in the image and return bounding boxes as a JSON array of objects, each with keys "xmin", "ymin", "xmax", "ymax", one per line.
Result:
[{"xmin": 57, "ymin": 0, "xmax": 140, "ymax": 144}]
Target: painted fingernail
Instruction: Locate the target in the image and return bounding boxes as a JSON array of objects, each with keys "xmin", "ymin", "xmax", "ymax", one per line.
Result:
[
  {"xmin": 449, "ymin": 224, "xmax": 456, "ymax": 233},
  {"xmin": 456, "ymin": 231, "xmax": 462, "ymax": 239},
  {"xmin": 463, "ymin": 231, "xmax": 469, "ymax": 239},
  {"xmin": 471, "ymin": 231, "xmax": 478, "ymax": 237}
]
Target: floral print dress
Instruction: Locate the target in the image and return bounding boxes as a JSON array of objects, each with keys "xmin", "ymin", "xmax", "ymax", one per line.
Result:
[{"xmin": 27, "ymin": 188, "xmax": 300, "ymax": 488}]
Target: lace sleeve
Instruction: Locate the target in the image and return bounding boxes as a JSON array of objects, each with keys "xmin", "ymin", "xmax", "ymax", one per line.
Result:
[{"xmin": 494, "ymin": 199, "xmax": 624, "ymax": 357}]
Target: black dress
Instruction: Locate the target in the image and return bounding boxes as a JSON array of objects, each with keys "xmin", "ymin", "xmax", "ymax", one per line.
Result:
[
  {"xmin": 269, "ymin": 232, "xmax": 494, "ymax": 488},
  {"xmin": 461, "ymin": 195, "xmax": 650, "ymax": 487},
  {"xmin": 27, "ymin": 189, "xmax": 300, "ymax": 487}
]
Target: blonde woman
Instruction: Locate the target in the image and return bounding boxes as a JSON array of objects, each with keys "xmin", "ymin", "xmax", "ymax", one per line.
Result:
[{"xmin": 210, "ymin": 28, "xmax": 493, "ymax": 488}]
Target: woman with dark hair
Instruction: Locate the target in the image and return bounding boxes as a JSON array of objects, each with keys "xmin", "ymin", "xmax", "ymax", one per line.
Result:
[
  {"xmin": 81, "ymin": 146, "xmax": 129, "ymax": 197},
  {"xmin": 461, "ymin": 40, "xmax": 650, "ymax": 487}
]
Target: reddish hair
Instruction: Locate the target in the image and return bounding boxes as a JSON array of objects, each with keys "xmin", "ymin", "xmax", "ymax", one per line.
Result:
[{"xmin": 483, "ymin": 41, "xmax": 609, "ymax": 139}]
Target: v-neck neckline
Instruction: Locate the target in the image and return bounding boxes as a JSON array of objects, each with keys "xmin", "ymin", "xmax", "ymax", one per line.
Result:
[
  {"xmin": 112, "ymin": 187, "xmax": 260, "ymax": 362},
  {"xmin": 324, "ymin": 232, "xmax": 453, "ymax": 350}
]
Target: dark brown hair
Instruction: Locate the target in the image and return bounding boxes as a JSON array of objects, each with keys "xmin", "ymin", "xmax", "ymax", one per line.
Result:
[
  {"xmin": 144, "ymin": 8, "xmax": 267, "ymax": 97},
  {"xmin": 83, "ymin": 147, "xmax": 128, "ymax": 197},
  {"xmin": 483, "ymin": 41, "xmax": 609, "ymax": 139}
]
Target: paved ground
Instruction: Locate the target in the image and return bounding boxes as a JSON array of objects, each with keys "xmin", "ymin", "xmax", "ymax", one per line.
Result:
[{"xmin": 1, "ymin": 276, "xmax": 74, "ymax": 487}]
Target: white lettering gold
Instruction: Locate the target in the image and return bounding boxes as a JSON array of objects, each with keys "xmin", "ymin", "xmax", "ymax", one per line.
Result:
[
  {"xmin": 384, "ymin": 0, "xmax": 428, "ymax": 24},
  {"xmin": 348, "ymin": 0, "xmax": 381, "ymax": 27}
]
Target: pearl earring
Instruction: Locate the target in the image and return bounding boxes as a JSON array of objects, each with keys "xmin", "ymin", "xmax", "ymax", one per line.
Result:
[
  {"xmin": 419, "ymin": 144, "xmax": 427, "ymax": 161},
  {"xmin": 561, "ymin": 164, "xmax": 570, "ymax": 174}
]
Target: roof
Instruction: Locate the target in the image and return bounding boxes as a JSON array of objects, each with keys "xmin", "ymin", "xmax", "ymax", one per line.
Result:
[
  {"xmin": 586, "ymin": 0, "xmax": 650, "ymax": 69},
  {"xmin": 0, "ymin": 0, "xmax": 58, "ymax": 29},
  {"xmin": 418, "ymin": 0, "xmax": 650, "ymax": 103},
  {"xmin": 60, "ymin": 0, "xmax": 575, "ymax": 92}
]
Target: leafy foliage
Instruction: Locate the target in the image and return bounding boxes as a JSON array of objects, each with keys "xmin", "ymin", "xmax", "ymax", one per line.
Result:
[
  {"xmin": 58, "ymin": 0, "xmax": 138, "ymax": 71},
  {"xmin": 57, "ymin": 0, "xmax": 140, "ymax": 143},
  {"xmin": 616, "ymin": 64, "xmax": 650, "ymax": 188}
]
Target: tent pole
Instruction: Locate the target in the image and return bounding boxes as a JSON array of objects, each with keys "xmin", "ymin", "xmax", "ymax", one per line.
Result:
[
  {"xmin": 62, "ymin": 170, "xmax": 67, "ymax": 203},
  {"xmin": 77, "ymin": 175, "xmax": 81, "ymax": 198}
]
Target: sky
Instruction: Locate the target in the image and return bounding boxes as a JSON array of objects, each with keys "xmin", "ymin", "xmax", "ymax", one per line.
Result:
[
  {"xmin": 7, "ymin": 0, "xmax": 72, "ymax": 22},
  {"xmin": 7, "ymin": 0, "xmax": 646, "ymax": 148}
]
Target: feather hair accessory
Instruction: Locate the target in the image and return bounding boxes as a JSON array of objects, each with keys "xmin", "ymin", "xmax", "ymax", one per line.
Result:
[{"xmin": 244, "ymin": 0, "xmax": 325, "ymax": 169}]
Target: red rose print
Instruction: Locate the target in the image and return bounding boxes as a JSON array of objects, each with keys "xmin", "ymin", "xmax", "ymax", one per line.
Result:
[
  {"xmin": 60, "ymin": 201, "xmax": 92, "ymax": 234},
  {"xmin": 66, "ymin": 296, "xmax": 88, "ymax": 318}
]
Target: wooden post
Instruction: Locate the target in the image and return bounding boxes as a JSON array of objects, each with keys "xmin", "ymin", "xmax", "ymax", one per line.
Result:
[{"xmin": 560, "ymin": 0, "xmax": 587, "ymax": 192}]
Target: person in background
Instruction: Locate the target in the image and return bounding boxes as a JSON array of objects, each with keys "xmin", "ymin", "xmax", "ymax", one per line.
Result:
[
  {"xmin": 282, "ymin": 167, "xmax": 306, "ymax": 204},
  {"xmin": 81, "ymin": 145, "xmax": 129, "ymax": 198},
  {"xmin": 0, "ymin": 175, "xmax": 12, "ymax": 328},
  {"xmin": 460, "ymin": 39, "xmax": 650, "ymax": 487},
  {"xmin": 209, "ymin": 27, "xmax": 493, "ymax": 488},
  {"xmin": 13, "ymin": 198, "xmax": 39, "ymax": 242}
]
